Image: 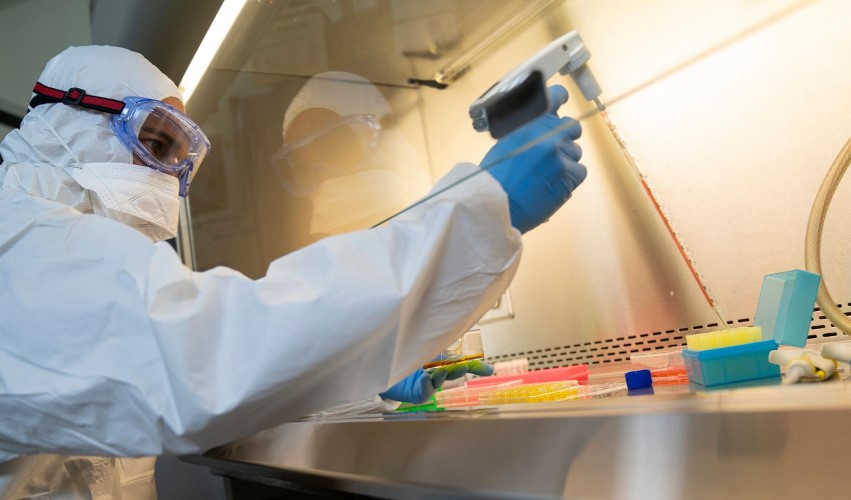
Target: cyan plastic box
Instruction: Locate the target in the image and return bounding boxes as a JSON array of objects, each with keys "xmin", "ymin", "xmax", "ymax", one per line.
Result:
[
  {"xmin": 682, "ymin": 340, "xmax": 779, "ymax": 386},
  {"xmin": 681, "ymin": 269, "xmax": 819, "ymax": 387},
  {"xmin": 753, "ymin": 270, "xmax": 820, "ymax": 347}
]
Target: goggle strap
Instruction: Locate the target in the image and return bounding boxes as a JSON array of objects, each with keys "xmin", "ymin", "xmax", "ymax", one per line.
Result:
[{"xmin": 30, "ymin": 82, "xmax": 125, "ymax": 114}]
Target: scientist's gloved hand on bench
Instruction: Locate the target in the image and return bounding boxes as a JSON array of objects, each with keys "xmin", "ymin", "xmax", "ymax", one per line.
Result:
[{"xmin": 379, "ymin": 360, "xmax": 495, "ymax": 404}]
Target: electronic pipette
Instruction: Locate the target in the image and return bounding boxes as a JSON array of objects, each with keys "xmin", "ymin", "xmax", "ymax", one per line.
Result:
[{"xmin": 470, "ymin": 31, "xmax": 729, "ymax": 328}]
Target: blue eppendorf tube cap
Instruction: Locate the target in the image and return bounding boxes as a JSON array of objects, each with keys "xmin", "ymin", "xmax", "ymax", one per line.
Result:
[{"xmin": 625, "ymin": 369, "xmax": 653, "ymax": 389}]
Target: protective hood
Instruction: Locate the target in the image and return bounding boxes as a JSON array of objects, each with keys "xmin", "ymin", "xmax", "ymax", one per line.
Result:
[{"xmin": 0, "ymin": 45, "xmax": 182, "ymax": 241}]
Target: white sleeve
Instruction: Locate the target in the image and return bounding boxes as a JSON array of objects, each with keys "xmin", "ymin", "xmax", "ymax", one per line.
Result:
[{"xmin": 0, "ymin": 163, "xmax": 521, "ymax": 459}]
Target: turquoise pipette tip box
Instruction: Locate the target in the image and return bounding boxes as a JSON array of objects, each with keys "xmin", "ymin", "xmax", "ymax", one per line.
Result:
[
  {"xmin": 682, "ymin": 340, "xmax": 779, "ymax": 387},
  {"xmin": 753, "ymin": 269, "xmax": 820, "ymax": 348},
  {"xmin": 682, "ymin": 269, "xmax": 820, "ymax": 387}
]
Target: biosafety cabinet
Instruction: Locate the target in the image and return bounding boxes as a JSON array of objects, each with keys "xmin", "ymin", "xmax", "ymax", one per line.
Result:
[{"xmin": 176, "ymin": 0, "xmax": 851, "ymax": 498}]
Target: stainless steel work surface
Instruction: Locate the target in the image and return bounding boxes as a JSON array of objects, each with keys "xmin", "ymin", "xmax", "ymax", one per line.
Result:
[{"xmin": 187, "ymin": 380, "xmax": 851, "ymax": 499}]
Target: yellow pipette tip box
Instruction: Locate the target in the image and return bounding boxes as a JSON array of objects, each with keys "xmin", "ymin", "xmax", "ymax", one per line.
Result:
[
  {"xmin": 477, "ymin": 380, "xmax": 580, "ymax": 405},
  {"xmin": 685, "ymin": 326, "xmax": 762, "ymax": 351}
]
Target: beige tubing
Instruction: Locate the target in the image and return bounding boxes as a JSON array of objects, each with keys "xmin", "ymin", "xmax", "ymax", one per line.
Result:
[{"xmin": 804, "ymin": 137, "xmax": 851, "ymax": 335}]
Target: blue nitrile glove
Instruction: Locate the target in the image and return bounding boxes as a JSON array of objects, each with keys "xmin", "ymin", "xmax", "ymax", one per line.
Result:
[
  {"xmin": 481, "ymin": 85, "xmax": 586, "ymax": 233},
  {"xmin": 379, "ymin": 360, "xmax": 495, "ymax": 404}
]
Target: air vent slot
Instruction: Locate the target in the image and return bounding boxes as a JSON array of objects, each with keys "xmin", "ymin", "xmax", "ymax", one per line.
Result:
[{"xmin": 486, "ymin": 304, "xmax": 851, "ymax": 369}]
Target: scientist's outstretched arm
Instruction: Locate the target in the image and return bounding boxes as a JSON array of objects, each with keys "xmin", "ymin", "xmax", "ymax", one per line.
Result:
[
  {"xmin": 0, "ymin": 161, "xmax": 517, "ymax": 459},
  {"xmin": 380, "ymin": 85, "xmax": 584, "ymax": 404}
]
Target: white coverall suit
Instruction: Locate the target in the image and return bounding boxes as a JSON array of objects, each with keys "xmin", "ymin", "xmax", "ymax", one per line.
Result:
[{"xmin": 0, "ymin": 46, "xmax": 522, "ymax": 498}]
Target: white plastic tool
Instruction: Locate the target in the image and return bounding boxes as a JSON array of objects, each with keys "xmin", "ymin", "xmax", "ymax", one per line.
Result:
[
  {"xmin": 768, "ymin": 349, "xmax": 837, "ymax": 384},
  {"xmin": 469, "ymin": 31, "xmax": 602, "ymax": 138},
  {"xmin": 820, "ymin": 342, "xmax": 851, "ymax": 363}
]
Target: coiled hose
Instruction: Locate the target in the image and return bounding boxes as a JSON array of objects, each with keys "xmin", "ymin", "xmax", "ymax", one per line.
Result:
[{"xmin": 804, "ymin": 137, "xmax": 851, "ymax": 335}]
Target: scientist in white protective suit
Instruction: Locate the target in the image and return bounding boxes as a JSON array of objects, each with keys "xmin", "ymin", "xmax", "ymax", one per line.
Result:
[{"xmin": 0, "ymin": 46, "xmax": 586, "ymax": 498}]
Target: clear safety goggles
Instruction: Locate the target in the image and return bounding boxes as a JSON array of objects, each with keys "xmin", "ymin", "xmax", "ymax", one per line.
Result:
[
  {"xmin": 271, "ymin": 114, "xmax": 381, "ymax": 194},
  {"xmin": 30, "ymin": 82, "xmax": 211, "ymax": 197}
]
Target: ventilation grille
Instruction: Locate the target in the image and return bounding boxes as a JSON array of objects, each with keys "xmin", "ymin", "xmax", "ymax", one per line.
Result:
[{"xmin": 486, "ymin": 304, "xmax": 851, "ymax": 370}]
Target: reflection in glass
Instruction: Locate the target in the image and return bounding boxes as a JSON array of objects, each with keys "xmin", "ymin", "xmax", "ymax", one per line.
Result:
[
  {"xmin": 186, "ymin": 1, "xmax": 540, "ymax": 278},
  {"xmin": 274, "ymin": 72, "xmax": 430, "ymax": 237}
]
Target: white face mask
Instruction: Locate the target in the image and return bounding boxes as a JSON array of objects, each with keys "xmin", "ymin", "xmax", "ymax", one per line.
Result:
[
  {"xmin": 12, "ymin": 108, "xmax": 181, "ymax": 241},
  {"xmin": 68, "ymin": 162, "xmax": 180, "ymax": 241}
]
